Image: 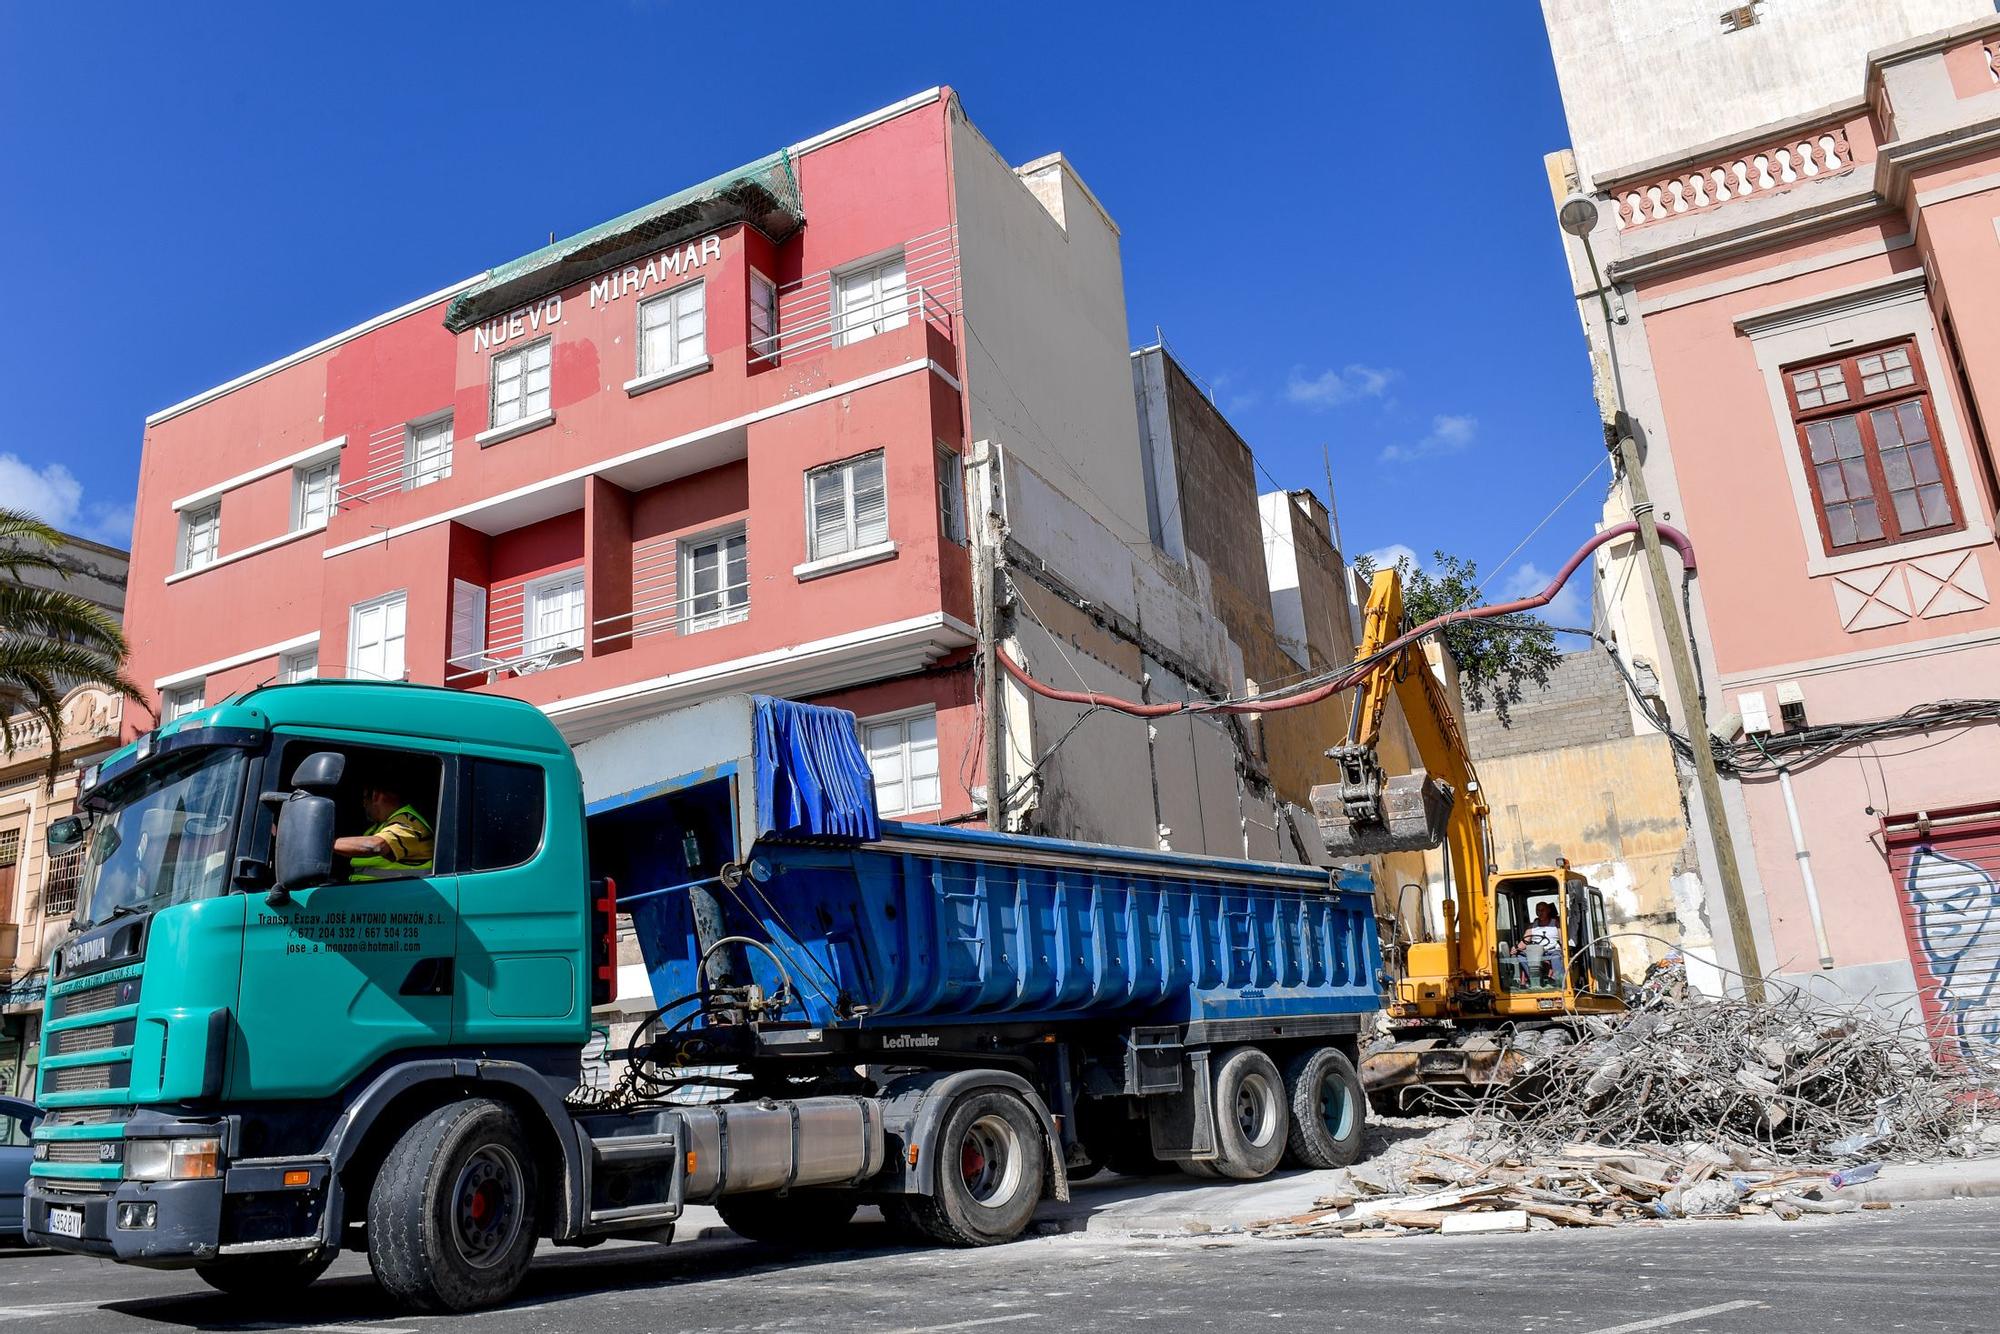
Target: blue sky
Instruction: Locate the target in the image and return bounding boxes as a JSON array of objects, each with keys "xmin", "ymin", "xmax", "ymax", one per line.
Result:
[{"xmin": 0, "ymin": 2, "xmax": 1600, "ymax": 627}]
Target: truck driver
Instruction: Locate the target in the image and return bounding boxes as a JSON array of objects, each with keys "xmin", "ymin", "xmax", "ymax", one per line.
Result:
[{"xmin": 335, "ymin": 769, "xmax": 435, "ymax": 880}]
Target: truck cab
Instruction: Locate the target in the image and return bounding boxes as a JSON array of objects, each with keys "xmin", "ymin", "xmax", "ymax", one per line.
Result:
[{"xmin": 28, "ymin": 682, "xmax": 595, "ymax": 1296}]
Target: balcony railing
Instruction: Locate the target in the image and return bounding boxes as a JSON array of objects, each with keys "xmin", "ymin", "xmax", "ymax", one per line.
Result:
[
  {"xmin": 444, "ymin": 586, "xmax": 751, "ymax": 684},
  {"xmin": 337, "ymin": 422, "xmax": 453, "ymax": 507},
  {"xmin": 750, "ymin": 283, "xmax": 955, "ymax": 367},
  {"xmin": 1609, "ymin": 123, "xmax": 1856, "ymax": 230}
]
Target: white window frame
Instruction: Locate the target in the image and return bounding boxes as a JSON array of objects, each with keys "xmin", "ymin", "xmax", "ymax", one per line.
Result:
[
  {"xmin": 488, "ymin": 337, "xmax": 552, "ymax": 434},
  {"xmin": 292, "ymin": 457, "xmax": 339, "ymax": 531},
  {"xmin": 348, "ymin": 591, "xmax": 408, "ymax": 682},
  {"xmin": 935, "ymin": 444, "xmax": 966, "ymax": 546},
  {"xmin": 680, "ymin": 525, "xmax": 749, "ymax": 633},
  {"xmin": 179, "ymin": 503, "xmax": 220, "ymax": 572},
  {"xmin": 861, "ymin": 707, "xmax": 941, "ymax": 817},
  {"xmin": 161, "ymin": 682, "xmax": 205, "ymax": 721},
  {"xmin": 523, "ymin": 568, "xmax": 587, "ymax": 658},
  {"xmin": 405, "ymin": 411, "xmax": 454, "ymax": 489},
  {"xmin": 749, "ymin": 269, "xmax": 779, "ymax": 363},
  {"xmin": 634, "ymin": 279, "xmax": 708, "ymax": 384},
  {"xmin": 834, "ymin": 253, "xmax": 908, "ymax": 347},
  {"xmin": 804, "ymin": 451, "xmax": 890, "ymax": 564},
  {"xmin": 278, "ymin": 645, "xmax": 318, "ymax": 684}
]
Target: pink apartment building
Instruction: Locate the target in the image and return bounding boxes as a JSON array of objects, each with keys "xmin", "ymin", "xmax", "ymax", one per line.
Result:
[{"xmin": 1544, "ymin": 2, "xmax": 2000, "ymax": 1059}]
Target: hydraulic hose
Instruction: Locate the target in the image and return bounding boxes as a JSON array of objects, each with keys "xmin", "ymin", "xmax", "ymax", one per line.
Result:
[{"xmin": 995, "ymin": 520, "xmax": 1695, "ymax": 718}]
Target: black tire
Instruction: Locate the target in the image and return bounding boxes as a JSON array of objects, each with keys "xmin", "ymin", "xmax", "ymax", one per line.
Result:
[
  {"xmin": 365, "ymin": 1098, "xmax": 540, "ymax": 1313},
  {"xmin": 894, "ymin": 1088, "xmax": 1047, "ymax": 1247},
  {"xmin": 1176, "ymin": 1158, "xmax": 1222, "ymax": 1179},
  {"xmin": 1281, "ymin": 1046, "xmax": 1367, "ymax": 1170},
  {"xmin": 194, "ymin": 1248, "xmax": 335, "ymax": 1300},
  {"xmin": 716, "ymin": 1190, "xmax": 860, "ymax": 1245},
  {"xmin": 1209, "ymin": 1047, "xmax": 1288, "ymax": 1180}
]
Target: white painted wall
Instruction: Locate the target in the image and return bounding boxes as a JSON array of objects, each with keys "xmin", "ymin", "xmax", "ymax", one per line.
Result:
[
  {"xmin": 950, "ymin": 103, "xmax": 1156, "ymax": 572},
  {"xmin": 1541, "ymin": 0, "xmax": 1989, "ymax": 180}
]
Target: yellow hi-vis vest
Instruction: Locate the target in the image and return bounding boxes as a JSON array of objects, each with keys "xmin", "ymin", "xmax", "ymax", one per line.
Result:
[{"xmin": 348, "ymin": 804, "xmax": 435, "ymax": 881}]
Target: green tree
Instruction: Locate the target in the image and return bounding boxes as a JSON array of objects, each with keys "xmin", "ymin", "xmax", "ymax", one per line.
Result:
[
  {"xmin": 1353, "ymin": 549, "xmax": 1561, "ymax": 726},
  {"xmin": 0, "ymin": 508, "xmax": 143, "ymax": 780}
]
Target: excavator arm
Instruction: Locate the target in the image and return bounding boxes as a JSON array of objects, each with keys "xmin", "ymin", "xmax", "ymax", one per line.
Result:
[{"xmin": 1312, "ymin": 569, "xmax": 1496, "ymax": 1003}]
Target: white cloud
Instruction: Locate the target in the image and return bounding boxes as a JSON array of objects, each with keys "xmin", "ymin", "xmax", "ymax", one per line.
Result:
[
  {"xmin": 1285, "ymin": 363, "xmax": 1396, "ymax": 409},
  {"xmin": 1379, "ymin": 413, "xmax": 1479, "ymax": 464},
  {"xmin": 1361, "ymin": 542, "xmax": 1422, "ymax": 573},
  {"xmin": 1503, "ymin": 561, "xmax": 1588, "ymax": 632},
  {"xmin": 0, "ymin": 453, "xmax": 134, "ymax": 546}
]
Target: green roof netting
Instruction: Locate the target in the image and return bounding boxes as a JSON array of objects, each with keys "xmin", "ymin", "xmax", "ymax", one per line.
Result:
[{"xmin": 443, "ymin": 149, "xmax": 804, "ymax": 333}]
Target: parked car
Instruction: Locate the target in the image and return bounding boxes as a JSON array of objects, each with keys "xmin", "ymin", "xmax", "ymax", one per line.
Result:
[{"xmin": 0, "ymin": 1096, "xmax": 41, "ymax": 1240}]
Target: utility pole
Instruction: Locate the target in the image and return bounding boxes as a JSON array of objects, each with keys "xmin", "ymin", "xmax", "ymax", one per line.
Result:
[
  {"xmin": 1559, "ymin": 191, "xmax": 1767, "ymax": 1002},
  {"xmin": 972, "ymin": 442, "xmax": 1009, "ymax": 832},
  {"xmin": 1610, "ymin": 415, "xmax": 1765, "ymax": 1002}
]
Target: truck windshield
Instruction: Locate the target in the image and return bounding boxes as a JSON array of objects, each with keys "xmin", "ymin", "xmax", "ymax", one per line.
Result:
[{"xmin": 74, "ymin": 748, "xmax": 247, "ymax": 929}]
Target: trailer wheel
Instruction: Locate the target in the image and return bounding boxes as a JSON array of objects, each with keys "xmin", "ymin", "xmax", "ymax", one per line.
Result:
[
  {"xmin": 195, "ymin": 1248, "xmax": 335, "ymax": 1300},
  {"xmin": 717, "ymin": 1190, "xmax": 859, "ymax": 1245},
  {"xmin": 1282, "ymin": 1046, "xmax": 1367, "ymax": 1169},
  {"xmin": 1208, "ymin": 1047, "xmax": 1288, "ymax": 1180},
  {"xmin": 897, "ymin": 1088, "xmax": 1047, "ymax": 1246},
  {"xmin": 365, "ymin": 1098, "xmax": 540, "ymax": 1313}
]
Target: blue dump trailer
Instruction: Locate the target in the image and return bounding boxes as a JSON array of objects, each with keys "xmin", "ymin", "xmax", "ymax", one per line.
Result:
[{"xmin": 576, "ymin": 695, "xmax": 1382, "ymax": 1245}]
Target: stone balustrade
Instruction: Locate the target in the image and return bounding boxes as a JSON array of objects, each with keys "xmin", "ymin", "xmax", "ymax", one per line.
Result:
[{"xmin": 1609, "ymin": 125, "xmax": 1855, "ymax": 230}]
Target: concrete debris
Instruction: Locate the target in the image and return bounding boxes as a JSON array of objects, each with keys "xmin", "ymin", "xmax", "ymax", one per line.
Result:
[
  {"xmin": 1468, "ymin": 964, "xmax": 1994, "ymax": 1164},
  {"xmin": 1246, "ymin": 1116, "xmax": 1896, "ymax": 1240}
]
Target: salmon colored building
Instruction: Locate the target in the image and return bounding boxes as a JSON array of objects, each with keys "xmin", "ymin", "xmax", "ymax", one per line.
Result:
[
  {"xmin": 125, "ymin": 85, "xmax": 1375, "ymax": 957},
  {"xmin": 1544, "ymin": 2, "xmax": 2000, "ymax": 1055}
]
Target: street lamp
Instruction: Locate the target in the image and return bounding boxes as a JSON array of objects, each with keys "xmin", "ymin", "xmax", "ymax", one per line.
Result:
[{"xmin": 1557, "ymin": 189, "xmax": 1768, "ymax": 1000}]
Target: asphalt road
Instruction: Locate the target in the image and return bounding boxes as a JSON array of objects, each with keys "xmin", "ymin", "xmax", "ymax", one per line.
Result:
[{"xmin": 0, "ymin": 1197, "xmax": 1994, "ymax": 1332}]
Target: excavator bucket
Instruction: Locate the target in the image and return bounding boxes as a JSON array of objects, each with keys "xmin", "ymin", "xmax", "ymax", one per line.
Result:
[{"xmin": 1312, "ymin": 745, "xmax": 1455, "ymax": 856}]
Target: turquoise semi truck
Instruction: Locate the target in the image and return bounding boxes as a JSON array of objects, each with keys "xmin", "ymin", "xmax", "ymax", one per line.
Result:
[{"xmin": 26, "ymin": 683, "xmax": 1380, "ymax": 1311}]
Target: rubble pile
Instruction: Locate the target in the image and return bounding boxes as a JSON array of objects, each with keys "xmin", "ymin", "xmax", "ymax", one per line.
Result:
[
  {"xmin": 1250, "ymin": 1134, "xmax": 1893, "ymax": 1239},
  {"xmin": 1248, "ymin": 972, "xmax": 1998, "ymax": 1241},
  {"xmin": 1484, "ymin": 971, "xmax": 1993, "ymax": 1163}
]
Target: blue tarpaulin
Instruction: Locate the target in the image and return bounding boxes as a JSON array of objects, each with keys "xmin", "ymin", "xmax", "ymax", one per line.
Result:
[{"xmin": 751, "ymin": 696, "xmax": 880, "ymax": 842}]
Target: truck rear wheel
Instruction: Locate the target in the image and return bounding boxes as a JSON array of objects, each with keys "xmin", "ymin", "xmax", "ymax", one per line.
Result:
[
  {"xmin": 365, "ymin": 1098, "xmax": 540, "ymax": 1313},
  {"xmin": 1282, "ymin": 1046, "xmax": 1366, "ymax": 1169},
  {"xmin": 894, "ymin": 1088, "xmax": 1047, "ymax": 1246},
  {"xmin": 195, "ymin": 1248, "xmax": 335, "ymax": 1300},
  {"xmin": 1208, "ymin": 1047, "xmax": 1288, "ymax": 1180},
  {"xmin": 717, "ymin": 1190, "xmax": 859, "ymax": 1245}
]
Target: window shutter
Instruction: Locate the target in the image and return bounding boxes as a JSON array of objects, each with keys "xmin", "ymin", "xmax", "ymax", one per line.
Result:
[
  {"xmin": 451, "ymin": 579, "xmax": 488, "ymax": 674},
  {"xmin": 811, "ymin": 468, "xmax": 850, "ymax": 558},
  {"xmin": 853, "ymin": 454, "xmax": 888, "ymax": 546}
]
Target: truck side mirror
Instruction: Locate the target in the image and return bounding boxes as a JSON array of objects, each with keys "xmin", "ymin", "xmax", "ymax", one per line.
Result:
[
  {"xmin": 45, "ymin": 816, "xmax": 85, "ymax": 849},
  {"xmin": 291, "ymin": 750, "xmax": 346, "ymax": 793},
  {"xmin": 271, "ymin": 793, "xmax": 338, "ymax": 901}
]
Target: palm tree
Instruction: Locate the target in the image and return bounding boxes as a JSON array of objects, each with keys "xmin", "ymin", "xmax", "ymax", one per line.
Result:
[{"xmin": 0, "ymin": 507, "xmax": 143, "ymax": 781}]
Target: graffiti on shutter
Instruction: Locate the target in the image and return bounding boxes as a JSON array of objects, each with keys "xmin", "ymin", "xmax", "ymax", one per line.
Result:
[{"xmin": 1888, "ymin": 817, "xmax": 2000, "ymax": 1070}]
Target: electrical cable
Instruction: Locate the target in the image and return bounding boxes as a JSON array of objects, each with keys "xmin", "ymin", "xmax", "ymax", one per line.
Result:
[{"xmin": 994, "ymin": 519, "xmax": 1695, "ymax": 719}]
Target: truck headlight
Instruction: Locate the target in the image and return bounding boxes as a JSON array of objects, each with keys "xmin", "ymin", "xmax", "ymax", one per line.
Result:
[{"xmin": 125, "ymin": 1137, "xmax": 221, "ymax": 1181}]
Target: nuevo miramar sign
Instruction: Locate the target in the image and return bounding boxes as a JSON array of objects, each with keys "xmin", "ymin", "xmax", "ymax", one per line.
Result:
[{"xmin": 470, "ymin": 233, "xmax": 726, "ymax": 354}]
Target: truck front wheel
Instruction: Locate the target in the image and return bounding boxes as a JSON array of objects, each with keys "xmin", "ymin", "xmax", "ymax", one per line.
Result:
[
  {"xmin": 194, "ymin": 1248, "xmax": 335, "ymax": 1300},
  {"xmin": 892, "ymin": 1088, "xmax": 1047, "ymax": 1246},
  {"xmin": 365, "ymin": 1098, "xmax": 540, "ymax": 1313}
]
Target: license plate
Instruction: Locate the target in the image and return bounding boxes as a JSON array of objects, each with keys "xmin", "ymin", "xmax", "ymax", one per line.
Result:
[{"xmin": 47, "ymin": 1206, "xmax": 83, "ymax": 1239}]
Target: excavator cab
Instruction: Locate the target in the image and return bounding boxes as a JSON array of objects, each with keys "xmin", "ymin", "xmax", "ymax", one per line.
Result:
[{"xmin": 1492, "ymin": 869, "xmax": 1622, "ymax": 1013}]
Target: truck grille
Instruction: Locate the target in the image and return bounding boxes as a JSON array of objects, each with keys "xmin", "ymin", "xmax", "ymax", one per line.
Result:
[
  {"xmin": 59, "ymin": 981, "xmax": 122, "ymax": 1018},
  {"xmin": 50, "ymin": 1024, "xmax": 115, "ymax": 1056},
  {"xmin": 47, "ymin": 1065, "xmax": 114, "ymax": 1093},
  {"xmin": 41, "ymin": 1141, "xmax": 116, "ymax": 1166}
]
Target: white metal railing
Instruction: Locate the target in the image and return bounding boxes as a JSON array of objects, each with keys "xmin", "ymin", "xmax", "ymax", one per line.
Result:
[
  {"xmin": 751, "ymin": 283, "xmax": 954, "ymax": 367},
  {"xmin": 592, "ymin": 581, "xmax": 751, "ymax": 644}
]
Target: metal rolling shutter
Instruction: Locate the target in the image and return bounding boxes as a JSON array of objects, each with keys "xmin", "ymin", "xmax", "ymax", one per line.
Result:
[{"xmin": 1884, "ymin": 808, "xmax": 2000, "ymax": 1069}]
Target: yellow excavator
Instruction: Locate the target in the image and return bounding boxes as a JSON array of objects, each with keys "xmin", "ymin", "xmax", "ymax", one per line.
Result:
[{"xmin": 1312, "ymin": 568, "xmax": 1626, "ymax": 1109}]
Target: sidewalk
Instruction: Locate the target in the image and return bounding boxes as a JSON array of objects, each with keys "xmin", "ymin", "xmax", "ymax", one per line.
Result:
[{"xmin": 1034, "ymin": 1154, "xmax": 2000, "ymax": 1237}]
